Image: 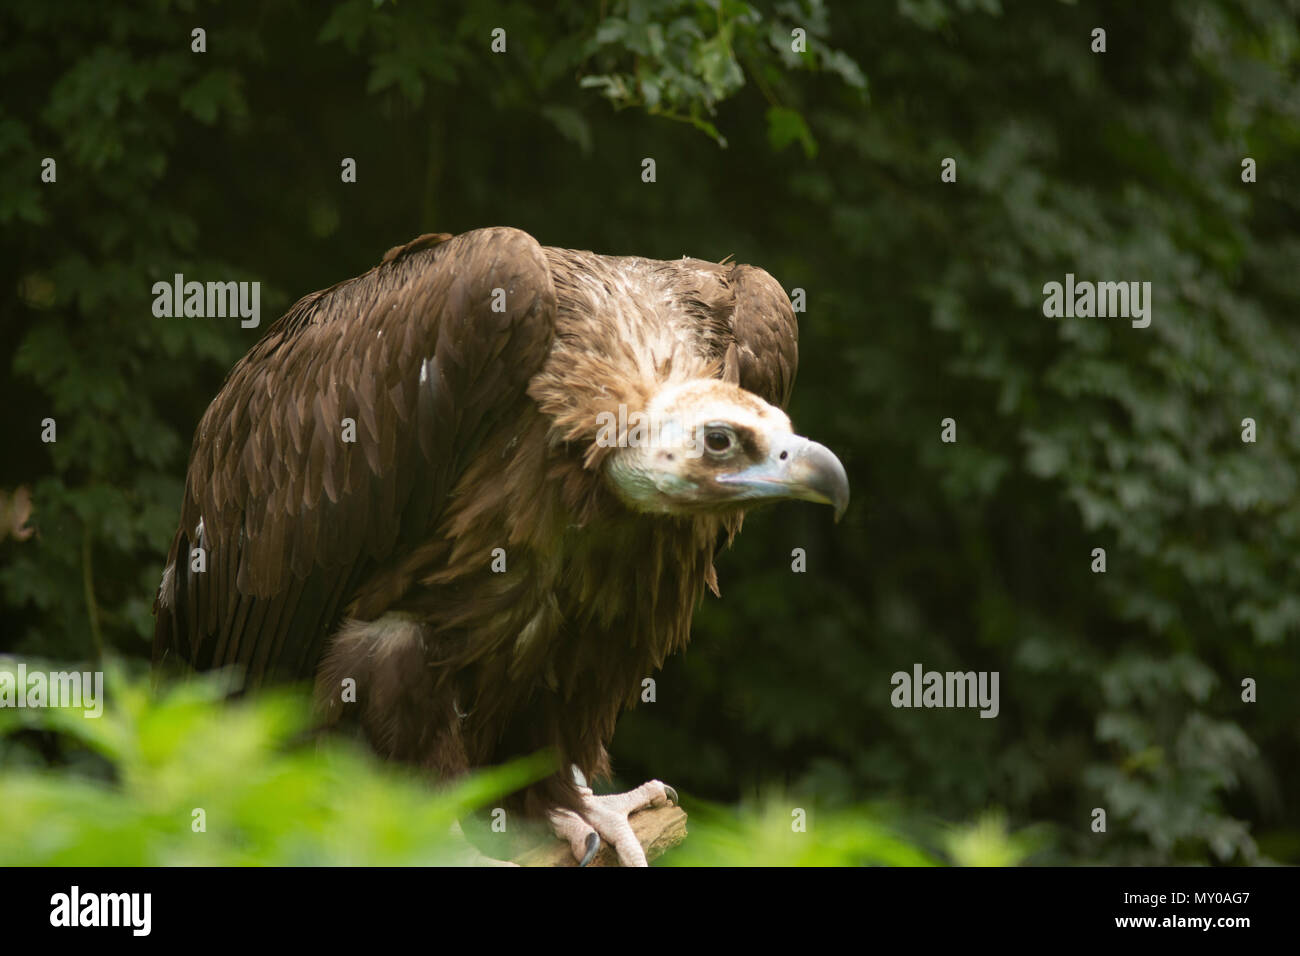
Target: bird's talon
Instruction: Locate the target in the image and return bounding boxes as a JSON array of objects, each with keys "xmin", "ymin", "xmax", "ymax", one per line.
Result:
[
  {"xmin": 580, "ymin": 832, "xmax": 600, "ymax": 867},
  {"xmin": 664, "ymin": 784, "xmax": 678, "ymax": 805},
  {"xmin": 550, "ymin": 778, "xmax": 674, "ymax": 866}
]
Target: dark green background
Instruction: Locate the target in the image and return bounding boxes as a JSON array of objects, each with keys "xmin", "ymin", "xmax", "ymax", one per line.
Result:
[{"xmin": 3, "ymin": 0, "xmax": 1297, "ymax": 864}]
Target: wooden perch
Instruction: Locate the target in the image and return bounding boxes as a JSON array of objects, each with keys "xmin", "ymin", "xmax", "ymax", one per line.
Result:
[{"xmin": 514, "ymin": 804, "xmax": 688, "ymax": 866}]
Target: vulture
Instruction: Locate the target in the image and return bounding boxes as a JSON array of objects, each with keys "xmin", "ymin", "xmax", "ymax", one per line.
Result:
[{"xmin": 153, "ymin": 226, "xmax": 848, "ymax": 865}]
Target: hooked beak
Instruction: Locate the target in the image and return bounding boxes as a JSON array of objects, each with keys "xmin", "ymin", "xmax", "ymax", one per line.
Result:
[{"xmin": 717, "ymin": 434, "xmax": 850, "ymax": 520}]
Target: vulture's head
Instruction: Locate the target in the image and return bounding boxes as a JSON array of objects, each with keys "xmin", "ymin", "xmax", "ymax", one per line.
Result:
[{"xmin": 602, "ymin": 379, "xmax": 849, "ymax": 520}]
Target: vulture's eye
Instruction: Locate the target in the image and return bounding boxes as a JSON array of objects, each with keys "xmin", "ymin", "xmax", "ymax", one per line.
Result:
[{"xmin": 703, "ymin": 427, "xmax": 736, "ymax": 456}]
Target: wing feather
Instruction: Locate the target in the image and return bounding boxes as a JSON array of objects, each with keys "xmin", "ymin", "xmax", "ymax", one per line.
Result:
[
  {"xmin": 726, "ymin": 263, "xmax": 799, "ymax": 409},
  {"xmin": 154, "ymin": 227, "xmax": 558, "ymax": 688},
  {"xmin": 669, "ymin": 257, "xmax": 798, "ymax": 409}
]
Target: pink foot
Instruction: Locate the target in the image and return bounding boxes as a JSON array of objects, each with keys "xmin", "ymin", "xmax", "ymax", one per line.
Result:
[{"xmin": 549, "ymin": 778, "xmax": 677, "ymax": 866}]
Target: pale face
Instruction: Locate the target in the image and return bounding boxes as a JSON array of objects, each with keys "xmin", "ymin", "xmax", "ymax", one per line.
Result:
[{"xmin": 603, "ymin": 380, "xmax": 849, "ymax": 519}]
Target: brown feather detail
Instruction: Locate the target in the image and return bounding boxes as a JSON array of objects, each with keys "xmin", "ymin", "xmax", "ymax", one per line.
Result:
[
  {"xmin": 154, "ymin": 227, "xmax": 558, "ymax": 689},
  {"xmin": 154, "ymin": 226, "xmax": 802, "ymax": 820},
  {"xmin": 382, "ymin": 232, "xmax": 453, "ymax": 265},
  {"xmin": 665, "ymin": 257, "xmax": 798, "ymax": 409}
]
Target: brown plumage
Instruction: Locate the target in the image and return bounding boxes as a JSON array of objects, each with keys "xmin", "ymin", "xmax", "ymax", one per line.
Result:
[{"xmin": 153, "ymin": 226, "xmax": 847, "ymax": 824}]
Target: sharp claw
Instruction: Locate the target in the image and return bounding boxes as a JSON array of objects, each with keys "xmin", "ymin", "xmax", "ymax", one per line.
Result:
[
  {"xmin": 552, "ymin": 779, "xmax": 669, "ymax": 867},
  {"xmin": 580, "ymin": 831, "xmax": 600, "ymax": 867}
]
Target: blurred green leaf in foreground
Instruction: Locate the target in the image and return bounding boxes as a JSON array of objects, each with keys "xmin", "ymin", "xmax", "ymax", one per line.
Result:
[
  {"xmin": 0, "ymin": 660, "xmax": 1047, "ymax": 866},
  {"xmin": 668, "ymin": 796, "xmax": 1047, "ymax": 867},
  {"xmin": 0, "ymin": 660, "xmax": 549, "ymax": 865}
]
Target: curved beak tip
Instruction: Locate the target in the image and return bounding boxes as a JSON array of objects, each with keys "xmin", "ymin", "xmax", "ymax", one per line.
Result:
[
  {"xmin": 715, "ymin": 434, "xmax": 850, "ymax": 519},
  {"xmin": 789, "ymin": 437, "xmax": 850, "ymax": 520}
]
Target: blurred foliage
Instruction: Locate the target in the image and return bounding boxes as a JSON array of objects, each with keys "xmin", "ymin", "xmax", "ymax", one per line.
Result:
[
  {"xmin": 1, "ymin": 0, "xmax": 1297, "ymax": 865},
  {"xmin": 667, "ymin": 799, "xmax": 1045, "ymax": 866},
  {"xmin": 0, "ymin": 665, "xmax": 1020, "ymax": 866},
  {"xmin": 0, "ymin": 663, "xmax": 551, "ymax": 865}
]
